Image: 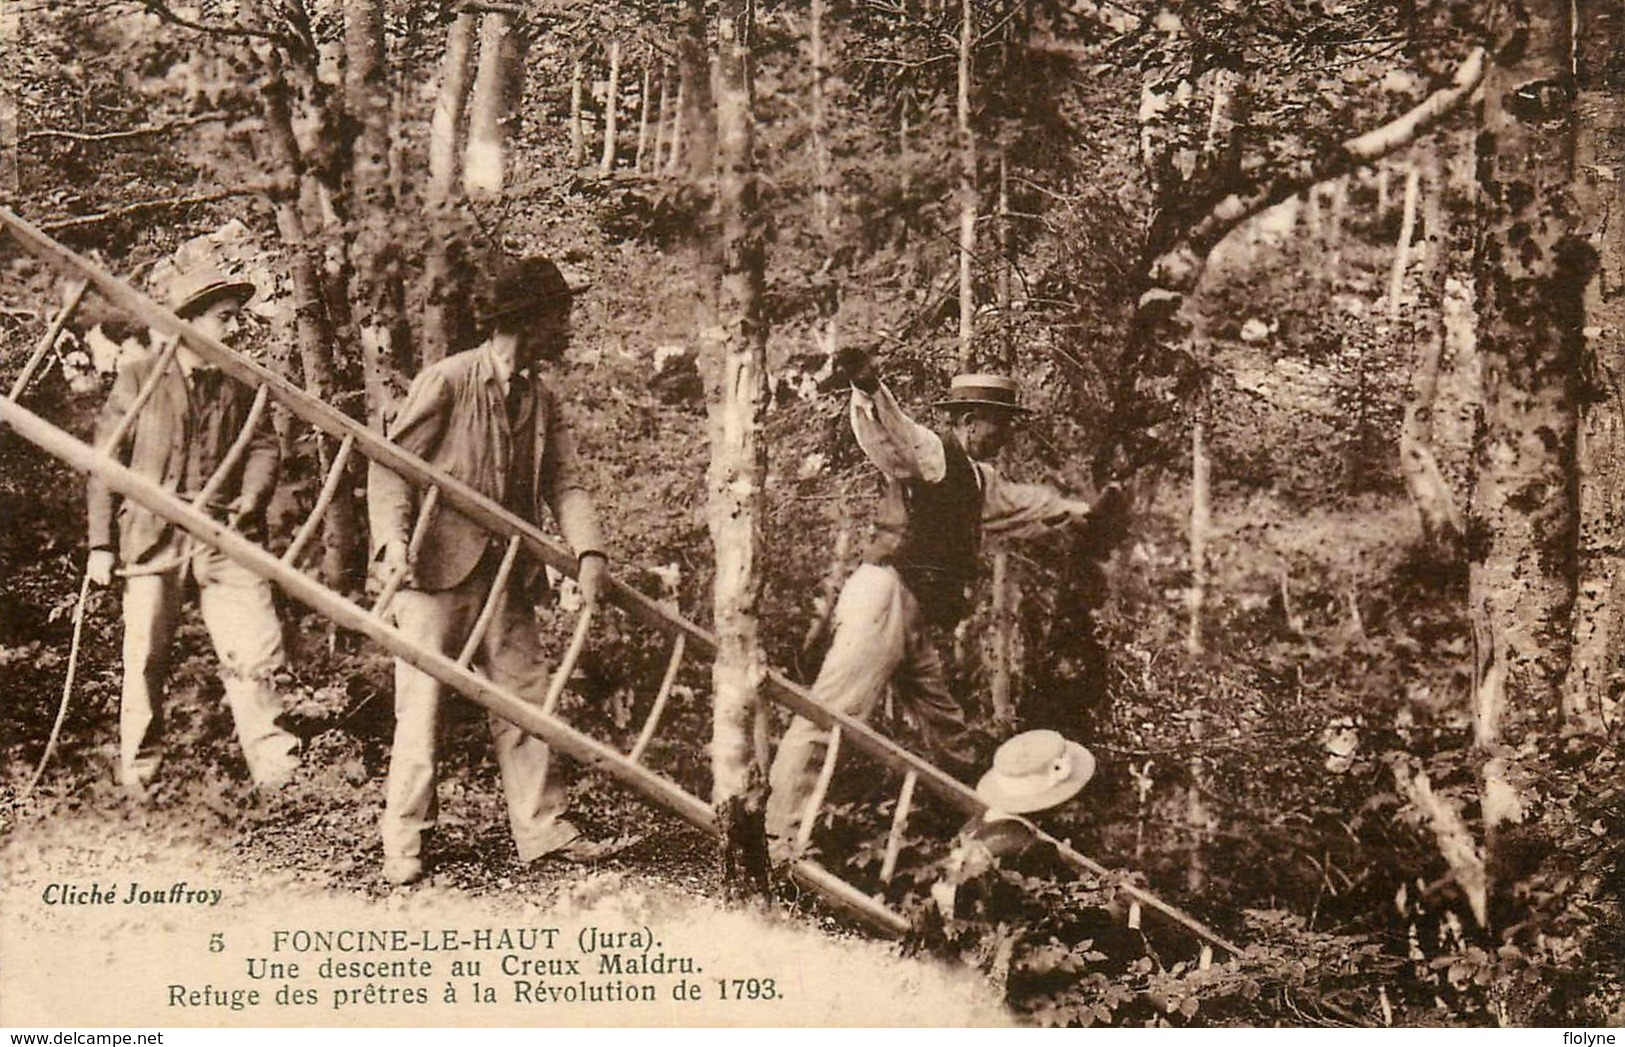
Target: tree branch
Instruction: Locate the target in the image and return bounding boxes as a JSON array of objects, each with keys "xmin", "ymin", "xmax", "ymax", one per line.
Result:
[
  {"xmin": 1149, "ymin": 47, "xmax": 1486, "ymax": 293},
  {"xmin": 40, "ymin": 188, "xmax": 270, "ymax": 232},
  {"xmin": 22, "ymin": 112, "xmax": 235, "ymax": 145},
  {"xmin": 139, "ymin": 0, "xmax": 295, "ymax": 49}
]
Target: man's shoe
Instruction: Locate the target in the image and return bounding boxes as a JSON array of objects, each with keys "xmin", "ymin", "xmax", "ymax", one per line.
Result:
[
  {"xmin": 382, "ymin": 856, "xmax": 424, "ymax": 886},
  {"xmin": 515, "ymin": 819, "xmax": 582, "ymax": 864}
]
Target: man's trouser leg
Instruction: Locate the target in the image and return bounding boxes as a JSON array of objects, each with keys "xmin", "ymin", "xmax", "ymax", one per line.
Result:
[
  {"xmin": 765, "ymin": 564, "xmax": 914, "ymax": 857},
  {"xmin": 195, "ymin": 549, "xmax": 299, "ymax": 787},
  {"xmin": 382, "ymin": 586, "xmax": 477, "ymax": 861},
  {"xmin": 896, "ymin": 620, "xmax": 975, "ymax": 773},
  {"xmin": 119, "ymin": 569, "xmax": 182, "ymax": 788},
  {"xmin": 480, "ymin": 587, "xmax": 572, "ymax": 862}
]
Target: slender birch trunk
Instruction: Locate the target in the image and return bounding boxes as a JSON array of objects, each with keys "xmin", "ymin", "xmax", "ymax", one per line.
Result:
[
  {"xmin": 956, "ymin": 0, "xmax": 976, "ymax": 369},
  {"xmin": 634, "ymin": 61, "xmax": 654, "ymax": 172},
  {"xmin": 463, "ymin": 11, "xmax": 522, "ymax": 203},
  {"xmin": 707, "ymin": 0, "xmax": 770, "ymax": 902},
  {"xmin": 600, "ymin": 39, "xmax": 622, "ymax": 176},
  {"xmin": 569, "ymin": 54, "xmax": 586, "ymax": 167},
  {"xmin": 426, "ymin": 12, "xmax": 477, "ymax": 208}
]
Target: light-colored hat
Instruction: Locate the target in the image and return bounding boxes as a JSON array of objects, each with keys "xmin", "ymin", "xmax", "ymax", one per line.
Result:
[
  {"xmin": 168, "ymin": 265, "xmax": 256, "ymax": 319},
  {"xmin": 932, "ymin": 373, "xmax": 1033, "ymax": 414},
  {"xmin": 976, "ymin": 729, "xmax": 1096, "ymax": 814}
]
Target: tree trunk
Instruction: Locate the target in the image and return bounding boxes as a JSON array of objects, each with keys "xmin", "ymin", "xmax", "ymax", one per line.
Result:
[
  {"xmin": 599, "ymin": 39, "xmax": 622, "ymax": 176},
  {"xmin": 344, "ymin": 0, "xmax": 401, "ymax": 428},
  {"xmin": 678, "ymin": 1, "xmax": 715, "ymax": 188},
  {"xmin": 956, "ymin": 0, "xmax": 976, "ymax": 369},
  {"xmin": 0, "ymin": 1, "xmax": 17, "ymax": 197},
  {"xmin": 569, "ymin": 54, "xmax": 586, "ymax": 168},
  {"xmin": 810, "ymin": 0, "xmax": 838, "ymax": 359},
  {"xmin": 464, "ymin": 12, "xmax": 523, "ymax": 203},
  {"xmin": 426, "ymin": 12, "xmax": 477, "ymax": 208},
  {"xmin": 634, "ymin": 60, "xmax": 654, "ymax": 173},
  {"xmin": 1398, "ymin": 160, "xmax": 1466, "ymax": 557},
  {"xmin": 1566, "ymin": 0, "xmax": 1625, "ymax": 729},
  {"xmin": 253, "ymin": 6, "xmax": 360, "ymax": 588},
  {"xmin": 1187, "ymin": 417, "xmax": 1209, "ymax": 654},
  {"xmin": 651, "ymin": 66, "xmax": 671, "ymax": 173},
  {"xmin": 421, "ymin": 12, "xmax": 479, "ymax": 367},
  {"xmin": 988, "ymin": 548, "xmax": 1019, "ymax": 724},
  {"xmin": 1469, "ymin": 0, "xmax": 1584, "ymax": 864},
  {"xmin": 706, "ymin": 0, "xmax": 770, "ymax": 903},
  {"xmin": 665, "ymin": 76, "xmax": 686, "ymax": 174}
]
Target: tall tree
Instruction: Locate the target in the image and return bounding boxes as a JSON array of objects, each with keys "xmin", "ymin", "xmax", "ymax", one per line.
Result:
[
  {"xmin": 463, "ymin": 10, "xmax": 524, "ymax": 203},
  {"xmin": 705, "ymin": 0, "xmax": 771, "ymax": 900},
  {"xmin": 1566, "ymin": 0, "xmax": 1625, "ymax": 728},
  {"xmin": 1468, "ymin": 0, "xmax": 1586, "ymax": 827}
]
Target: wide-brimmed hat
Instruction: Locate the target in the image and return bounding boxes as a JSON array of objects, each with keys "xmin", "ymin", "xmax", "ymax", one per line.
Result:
[
  {"xmin": 488, "ymin": 255, "xmax": 584, "ymax": 323},
  {"xmin": 976, "ymin": 729, "xmax": 1096, "ymax": 814},
  {"xmin": 932, "ymin": 373, "xmax": 1033, "ymax": 414},
  {"xmin": 167, "ymin": 265, "xmax": 256, "ymax": 319}
]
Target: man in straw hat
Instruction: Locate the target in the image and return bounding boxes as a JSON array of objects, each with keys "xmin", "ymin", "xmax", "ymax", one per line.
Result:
[
  {"xmin": 765, "ymin": 347, "xmax": 1112, "ymax": 860},
  {"xmin": 932, "ymin": 728, "xmax": 1096, "ymax": 920},
  {"xmin": 368, "ymin": 253, "xmax": 607, "ymax": 886},
  {"xmin": 86, "ymin": 262, "xmax": 299, "ymax": 799}
]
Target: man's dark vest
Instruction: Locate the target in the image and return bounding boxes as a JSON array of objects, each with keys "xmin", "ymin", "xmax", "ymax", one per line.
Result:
[{"xmin": 864, "ymin": 430, "xmax": 984, "ymax": 625}]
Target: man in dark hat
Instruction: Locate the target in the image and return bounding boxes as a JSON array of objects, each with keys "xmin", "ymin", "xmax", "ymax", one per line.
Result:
[
  {"xmin": 765, "ymin": 348, "xmax": 1109, "ymax": 860},
  {"xmin": 367, "ymin": 253, "xmax": 607, "ymax": 886},
  {"xmin": 87, "ymin": 263, "xmax": 299, "ymax": 798}
]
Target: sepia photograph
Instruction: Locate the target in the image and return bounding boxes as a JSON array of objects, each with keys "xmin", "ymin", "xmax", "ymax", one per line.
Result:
[{"xmin": 0, "ymin": 0, "xmax": 1621, "ymax": 1030}]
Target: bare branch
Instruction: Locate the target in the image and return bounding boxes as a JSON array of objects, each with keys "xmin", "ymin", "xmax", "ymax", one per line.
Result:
[
  {"xmin": 1150, "ymin": 47, "xmax": 1486, "ymax": 293},
  {"xmin": 22, "ymin": 112, "xmax": 234, "ymax": 145},
  {"xmin": 39, "ymin": 187, "xmax": 270, "ymax": 232},
  {"xmin": 139, "ymin": 0, "xmax": 294, "ymax": 49}
]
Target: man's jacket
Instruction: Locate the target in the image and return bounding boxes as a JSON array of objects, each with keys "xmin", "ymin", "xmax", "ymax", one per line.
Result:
[
  {"xmin": 87, "ymin": 352, "xmax": 279, "ymax": 566},
  {"xmin": 367, "ymin": 342, "xmax": 604, "ymax": 593}
]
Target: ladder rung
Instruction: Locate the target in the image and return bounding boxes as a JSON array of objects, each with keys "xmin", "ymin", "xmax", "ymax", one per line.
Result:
[
  {"xmin": 456, "ymin": 535, "xmax": 522, "ymax": 667},
  {"xmin": 629, "ymin": 633, "xmax": 686, "ymax": 763},
  {"xmin": 794, "ymin": 723, "xmax": 843, "ymax": 859},
  {"xmin": 879, "ymin": 768, "xmax": 918, "ymax": 884},
  {"xmin": 281, "ymin": 433, "xmax": 356, "ymax": 566},
  {"xmin": 191, "ymin": 383, "xmax": 271, "ymax": 513},
  {"xmin": 97, "ymin": 336, "xmax": 180, "ymax": 454},
  {"xmin": 8, "ymin": 279, "xmax": 88, "ymax": 402},
  {"xmin": 540, "ymin": 602, "xmax": 595, "ymax": 716},
  {"xmin": 371, "ymin": 484, "xmax": 441, "ymax": 615}
]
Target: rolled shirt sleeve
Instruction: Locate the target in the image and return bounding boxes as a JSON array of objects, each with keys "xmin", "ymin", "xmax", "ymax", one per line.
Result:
[
  {"xmin": 979, "ymin": 464, "xmax": 1091, "ymax": 541},
  {"xmin": 850, "ymin": 382, "xmax": 946, "ymax": 483}
]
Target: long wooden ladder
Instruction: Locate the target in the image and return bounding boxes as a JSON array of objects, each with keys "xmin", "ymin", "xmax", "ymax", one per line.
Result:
[{"xmin": 0, "ymin": 206, "xmax": 1240, "ymax": 955}]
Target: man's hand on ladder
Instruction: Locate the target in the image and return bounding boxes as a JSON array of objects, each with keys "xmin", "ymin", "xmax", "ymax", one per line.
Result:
[
  {"xmin": 376, "ymin": 538, "xmax": 414, "ymax": 589},
  {"xmin": 86, "ymin": 548, "xmax": 115, "ymax": 587},
  {"xmin": 577, "ymin": 552, "xmax": 607, "ymax": 612}
]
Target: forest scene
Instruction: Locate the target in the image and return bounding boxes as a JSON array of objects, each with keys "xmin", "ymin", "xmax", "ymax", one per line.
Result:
[{"xmin": 1, "ymin": 0, "xmax": 1623, "ymax": 1029}]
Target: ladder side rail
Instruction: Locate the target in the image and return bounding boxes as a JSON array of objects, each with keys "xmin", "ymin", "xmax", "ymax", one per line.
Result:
[
  {"xmin": 191, "ymin": 383, "xmax": 271, "ymax": 511},
  {"xmin": 281, "ymin": 432, "xmax": 356, "ymax": 566},
  {"xmin": 1, "ymin": 395, "xmax": 910, "ymax": 936},
  {"xmin": 8, "ymin": 279, "xmax": 88, "ymax": 401},
  {"xmin": 1034, "ymin": 830, "xmax": 1244, "ymax": 956}
]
